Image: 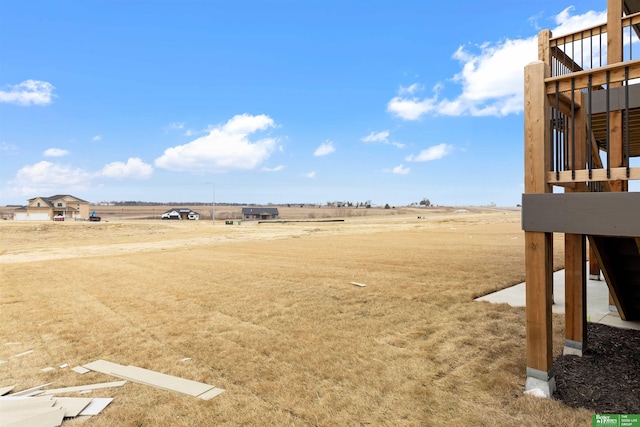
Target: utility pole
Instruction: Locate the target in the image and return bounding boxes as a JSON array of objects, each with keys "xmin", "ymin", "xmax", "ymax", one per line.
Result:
[{"xmin": 206, "ymin": 182, "xmax": 215, "ymax": 223}]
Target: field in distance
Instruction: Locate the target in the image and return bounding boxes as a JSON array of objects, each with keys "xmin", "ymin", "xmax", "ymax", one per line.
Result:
[{"xmin": 0, "ymin": 208, "xmax": 586, "ymax": 426}]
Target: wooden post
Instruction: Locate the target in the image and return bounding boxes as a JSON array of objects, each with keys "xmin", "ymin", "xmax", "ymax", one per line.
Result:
[
  {"xmin": 565, "ymin": 234, "xmax": 587, "ymax": 354},
  {"xmin": 564, "ymin": 91, "xmax": 588, "ymax": 356},
  {"xmin": 608, "ymin": 0, "xmax": 625, "ymax": 192},
  {"xmin": 524, "ymin": 60, "xmax": 555, "ymax": 393},
  {"xmin": 607, "ymin": 0, "xmax": 625, "ymax": 311},
  {"xmin": 538, "ymin": 30, "xmax": 551, "ymax": 63}
]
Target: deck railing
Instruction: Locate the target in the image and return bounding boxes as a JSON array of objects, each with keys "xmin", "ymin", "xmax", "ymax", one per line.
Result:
[
  {"xmin": 541, "ymin": 16, "xmax": 640, "ymax": 188},
  {"xmin": 548, "ymin": 12, "xmax": 640, "ymax": 77}
]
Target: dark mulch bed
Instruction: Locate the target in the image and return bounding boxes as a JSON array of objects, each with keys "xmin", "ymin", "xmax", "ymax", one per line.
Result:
[{"xmin": 553, "ymin": 323, "xmax": 640, "ymax": 414}]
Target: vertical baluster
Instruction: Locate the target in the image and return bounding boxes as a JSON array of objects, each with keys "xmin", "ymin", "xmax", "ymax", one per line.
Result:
[
  {"xmin": 571, "ymin": 78, "xmax": 575, "ymax": 179},
  {"xmin": 625, "ymin": 66, "xmax": 630, "ymax": 177},
  {"xmin": 564, "ymin": 115, "xmax": 568, "ymax": 171},
  {"xmin": 571, "ymin": 34, "xmax": 575, "ymax": 71},
  {"xmin": 580, "ymin": 34, "xmax": 584, "ymax": 70},
  {"xmin": 600, "ymin": 30, "xmax": 603, "ymax": 67},
  {"xmin": 629, "ymin": 19, "xmax": 633, "ymax": 60},
  {"xmin": 588, "ymin": 74, "xmax": 593, "ymax": 180},
  {"xmin": 589, "ymin": 28, "xmax": 593, "ymax": 70},
  {"xmin": 606, "ymin": 70, "xmax": 611, "ymax": 179},
  {"xmin": 553, "ymin": 81, "xmax": 560, "ymax": 180}
]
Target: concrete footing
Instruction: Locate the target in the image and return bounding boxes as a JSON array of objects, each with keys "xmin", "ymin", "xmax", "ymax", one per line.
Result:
[
  {"xmin": 563, "ymin": 339, "xmax": 584, "ymax": 356},
  {"xmin": 525, "ymin": 368, "xmax": 556, "ymax": 398}
]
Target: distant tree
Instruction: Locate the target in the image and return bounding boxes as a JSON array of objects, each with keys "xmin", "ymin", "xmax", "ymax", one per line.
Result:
[
  {"xmin": 419, "ymin": 198, "xmax": 431, "ymax": 207},
  {"xmin": 384, "ymin": 203, "xmax": 391, "ymax": 209}
]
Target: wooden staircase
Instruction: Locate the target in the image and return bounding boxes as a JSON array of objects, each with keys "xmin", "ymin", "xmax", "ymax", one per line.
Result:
[{"xmin": 589, "ymin": 236, "xmax": 640, "ymax": 320}]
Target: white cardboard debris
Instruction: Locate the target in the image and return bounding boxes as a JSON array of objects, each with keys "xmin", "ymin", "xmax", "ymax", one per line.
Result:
[
  {"xmin": 77, "ymin": 398, "xmax": 113, "ymax": 416},
  {"xmin": 83, "ymin": 359, "xmax": 224, "ymax": 400},
  {"xmin": 349, "ymin": 282, "xmax": 367, "ymax": 287},
  {"xmin": 39, "ymin": 380, "xmax": 127, "ymax": 395},
  {"xmin": 71, "ymin": 366, "xmax": 90, "ymax": 375},
  {"xmin": 1, "ymin": 383, "xmax": 117, "ymax": 425},
  {"xmin": 0, "ymin": 406, "xmax": 65, "ymax": 427},
  {"xmin": 9, "ymin": 383, "xmax": 54, "ymax": 397}
]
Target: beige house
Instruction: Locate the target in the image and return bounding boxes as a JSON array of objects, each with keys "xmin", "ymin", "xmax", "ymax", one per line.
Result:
[{"xmin": 14, "ymin": 195, "xmax": 91, "ymax": 221}]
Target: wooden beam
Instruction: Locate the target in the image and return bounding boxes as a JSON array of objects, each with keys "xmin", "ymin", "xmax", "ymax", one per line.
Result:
[
  {"xmin": 546, "ymin": 166, "xmax": 640, "ymax": 184},
  {"xmin": 622, "ymin": 11, "xmax": 640, "ymax": 28},
  {"xmin": 550, "ymin": 24, "xmax": 607, "ymax": 45},
  {"xmin": 545, "ymin": 59, "xmax": 640, "ymax": 92},
  {"xmin": 589, "ymin": 244, "xmax": 601, "ymax": 279},
  {"xmin": 548, "ymin": 91, "xmax": 581, "ymax": 118}
]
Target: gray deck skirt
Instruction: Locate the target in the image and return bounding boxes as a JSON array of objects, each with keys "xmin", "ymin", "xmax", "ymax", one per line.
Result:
[{"xmin": 521, "ymin": 192, "xmax": 640, "ymax": 237}]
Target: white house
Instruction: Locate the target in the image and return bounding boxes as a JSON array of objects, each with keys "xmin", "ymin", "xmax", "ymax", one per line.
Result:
[{"xmin": 161, "ymin": 208, "xmax": 200, "ymax": 220}]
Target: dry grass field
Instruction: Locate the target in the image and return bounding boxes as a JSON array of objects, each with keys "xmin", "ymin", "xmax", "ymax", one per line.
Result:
[{"xmin": 0, "ymin": 207, "xmax": 595, "ymax": 426}]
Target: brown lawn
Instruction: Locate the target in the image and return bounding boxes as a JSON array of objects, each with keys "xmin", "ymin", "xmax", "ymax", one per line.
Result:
[{"xmin": 0, "ymin": 207, "xmax": 592, "ymax": 426}]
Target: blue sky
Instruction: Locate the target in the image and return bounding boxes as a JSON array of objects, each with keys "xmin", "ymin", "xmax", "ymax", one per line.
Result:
[{"xmin": 0, "ymin": 1, "xmax": 617, "ymax": 206}]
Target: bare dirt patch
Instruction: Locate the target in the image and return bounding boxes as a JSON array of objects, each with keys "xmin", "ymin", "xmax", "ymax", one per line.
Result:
[{"xmin": 1, "ymin": 209, "xmax": 604, "ymax": 426}]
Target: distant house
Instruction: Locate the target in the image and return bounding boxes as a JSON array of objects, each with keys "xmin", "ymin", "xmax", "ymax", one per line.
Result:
[
  {"xmin": 161, "ymin": 208, "xmax": 200, "ymax": 220},
  {"xmin": 13, "ymin": 195, "xmax": 90, "ymax": 221},
  {"xmin": 241, "ymin": 207, "xmax": 279, "ymax": 221}
]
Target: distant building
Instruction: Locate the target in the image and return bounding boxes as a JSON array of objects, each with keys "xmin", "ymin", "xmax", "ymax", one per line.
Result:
[
  {"xmin": 161, "ymin": 208, "xmax": 200, "ymax": 220},
  {"xmin": 13, "ymin": 195, "xmax": 90, "ymax": 221},
  {"xmin": 241, "ymin": 207, "xmax": 279, "ymax": 221}
]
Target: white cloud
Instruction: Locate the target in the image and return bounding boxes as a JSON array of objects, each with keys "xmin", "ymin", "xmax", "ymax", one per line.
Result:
[
  {"xmin": 92, "ymin": 135, "xmax": 102, "ymax": 142},
  {"xmin": 262, "ymin": 165, "xmax": 284, "ymax": 172},
  {"xmin": 154, "ymin": 114, "xmax": 278, "ymax": 173},
  {"xmin": 553, "ymin": 7, "xmax": 606, "ymax": 37},
  {"xmin": 305, "ymin": 171, "xmax": 316, "ymax": 178},
  {"xmin": 406, "ymin": 143, "xmax": 453, "ymax": 162},
  {"xmin": 387, "ymin": 7, "xmax": 606, "ymax": 119},
  {"xmin": 387, "ymin": 94, "xmax": 437, "ymax": 120},
  {"xmin": 392, "ymin": 164, "xmax": 410, "ymax": 175},
  {"xmin": 0, "ymin": 80, "xmax": 56, "ymax": 106},
  {"xmin": 361, "ymin": 130, "xmax": 389, "ymax": 143},
  {"xmin": 101, "ymin": 157, "xmax": 154, "ymax": 179},
  {"xmin": 314, "ymin": 141, "xmax": 335, "ymax": 156},
  {"xmin": 10, "ymin": 161, "xmax": 92, "ymax": 196},
  {"xmin": 398, "ymin": 83, "xmax": 423, "ymax": 95},
  {"xmin": 43, "ymin": 148, "xmax": 69, "ymax": 157},
  {"xmin": 361, "ymin": 130, "xmax": 404, "ymax": 148},
  {"xmin": 1, "ymin": 142, "xmax": 18, "ymax": 153}
]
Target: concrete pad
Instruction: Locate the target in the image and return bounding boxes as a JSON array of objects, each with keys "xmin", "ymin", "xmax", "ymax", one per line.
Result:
[{"xmin": 475, "ymin": 264, "xmax": 640, "ymax": 331}]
